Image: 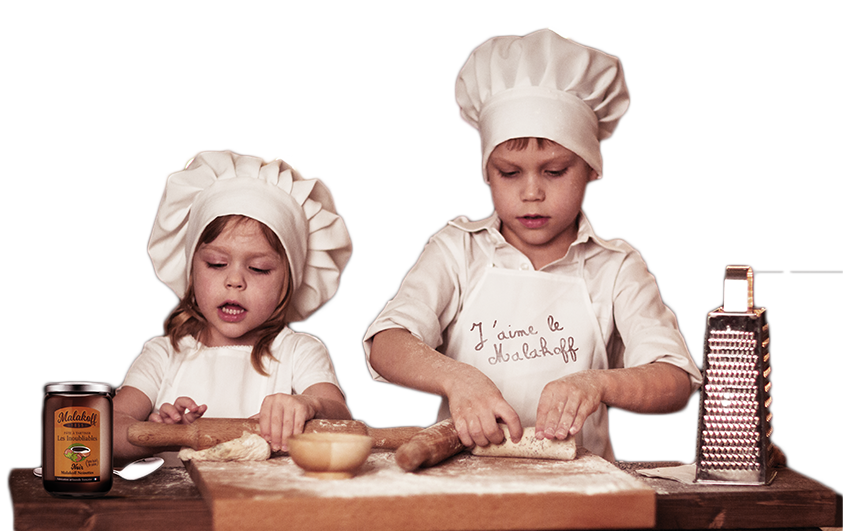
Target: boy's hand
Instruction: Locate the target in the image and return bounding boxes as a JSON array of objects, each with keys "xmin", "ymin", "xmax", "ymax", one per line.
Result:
[
  {"xmin": 253, "ymin": 393, "xmax": 320, "ymax": 453},
  {"xmin": 446, "ymin": 367, "xmax": 523, "ymax": 447},
  {"xmin": 149, "ymin": 396, "xmax": 207, "ymax": 425},
  {"xmin": 535, "ymin": 370, "xmax": 603, "ymax": 440}
]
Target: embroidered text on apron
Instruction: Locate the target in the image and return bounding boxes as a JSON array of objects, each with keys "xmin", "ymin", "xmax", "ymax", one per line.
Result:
[{"xmin": 440, "ymin": 258, "xmax": 614, "ymax": 459}]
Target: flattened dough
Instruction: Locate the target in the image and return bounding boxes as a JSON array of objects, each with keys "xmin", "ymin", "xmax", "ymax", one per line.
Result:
[
  {"xmin": 179, "ymin": 431, "xmax": 271, "ymax": 462},
  {"xmin": 470, "ymin": 425, "xmax": 576, "ymax": 460}
]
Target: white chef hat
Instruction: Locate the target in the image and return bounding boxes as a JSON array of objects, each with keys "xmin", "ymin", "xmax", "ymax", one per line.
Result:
[
  {"xmin": 455, "ymin": 29, "xmax": 630, "ymax": 179},
  {"xmin": 148, "ymin": 150, "xmax": 352, "ymax": 323}
]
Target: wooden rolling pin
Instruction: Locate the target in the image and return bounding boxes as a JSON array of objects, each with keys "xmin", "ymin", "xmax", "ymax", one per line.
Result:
[
  {"xmin": 395, "ymin": 418, "xmax": 466, "ymax": 471},
  {"xmin": 127, "ymin": 418, "xmax": 421, "ymax": 451}
]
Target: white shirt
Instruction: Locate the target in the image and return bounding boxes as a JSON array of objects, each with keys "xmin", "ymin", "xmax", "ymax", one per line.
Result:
[
  {"xmin": 364, "ymin": 211, "xmax": 702, "ymax": 421},
  {"xmin": 122, "ymin": 327, "xmax": 342, "ymax": 418}
]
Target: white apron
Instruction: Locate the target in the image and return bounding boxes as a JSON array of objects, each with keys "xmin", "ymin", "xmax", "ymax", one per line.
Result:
[
  {"xmin": 440, "ymin": 259, "xmax": 614, "ymax": 459},
  {"xmin": 152, "ymin": 344, "xmax": 278, "ymax": 466},
  {"xmin": 154, "ymin": 345, "xmax": 273, "ymax": 419}
]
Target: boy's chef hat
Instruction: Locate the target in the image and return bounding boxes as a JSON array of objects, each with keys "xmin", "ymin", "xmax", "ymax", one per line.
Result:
[
  {"xmin": 148, "ymin": 150, "xmax": 352, "ymax": 323},
  {"xmin": 455, "ymin": 29, "xmax": 630, "ymax": 179}
]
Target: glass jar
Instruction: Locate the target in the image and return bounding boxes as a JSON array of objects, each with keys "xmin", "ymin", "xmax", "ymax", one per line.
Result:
[{"xmin": 42, "ymin": 382, "xmax": 113, "ymax": 497}]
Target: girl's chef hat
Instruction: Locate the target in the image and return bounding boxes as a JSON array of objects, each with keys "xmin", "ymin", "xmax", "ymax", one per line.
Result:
[
  {"xmin": 148, "ymin": 150, "xmax": 352, "ymax": 323},
  {"xmin": 455, "ymin": 29, "xmax": 630, "ymax": 179}
]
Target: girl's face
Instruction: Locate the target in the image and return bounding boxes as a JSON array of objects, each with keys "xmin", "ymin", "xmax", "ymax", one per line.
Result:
[
  {"xmin": 486, "ymin": 139, "xmax": 596, "ymax": 270},
  {"xmin": 191, "ymin": 218, "xmax": 289, "ymax": 347}
]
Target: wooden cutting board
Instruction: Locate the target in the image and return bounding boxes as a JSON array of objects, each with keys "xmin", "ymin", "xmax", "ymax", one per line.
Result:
[{"xmin": 186, "ymin": 448, "xmax": 655, "ymax": 531}]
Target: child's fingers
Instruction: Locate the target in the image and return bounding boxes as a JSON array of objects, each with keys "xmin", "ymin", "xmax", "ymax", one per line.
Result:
[
  {"xmin": 259, "ymin": 394, "xmax": 310, "ymax": 452},
  {"xmin": 455, "ymin": 411, "xmax": 503, "ymax": 447},
  {"xmin": 157, "ymin": 403, "xmax": 182, "ymax": 424},
  {"xmin": 495, "ymin": 407, "xmax": 523, "ymax": 443},
  {"xmin": 185, "ymin": 403, "xmax": 207, "ymax": 423}
]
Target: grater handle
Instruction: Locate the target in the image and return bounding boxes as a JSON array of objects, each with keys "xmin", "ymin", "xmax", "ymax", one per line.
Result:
[{"xmin": 723, "ymin": 265, "xmax": 754, "ymax": 312}]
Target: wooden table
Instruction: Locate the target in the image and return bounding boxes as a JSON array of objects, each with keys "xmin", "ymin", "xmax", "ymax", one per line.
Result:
[{"xmin": 9, "ymin": 453, "xmax": 842, "ymax": 531}]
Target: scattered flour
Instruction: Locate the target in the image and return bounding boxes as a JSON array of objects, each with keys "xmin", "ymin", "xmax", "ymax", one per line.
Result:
[{"xmin": 193, "ymin": 450, "xmax": 648, "ymax": 499}]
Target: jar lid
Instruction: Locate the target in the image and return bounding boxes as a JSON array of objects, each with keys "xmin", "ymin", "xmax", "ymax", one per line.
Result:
[{"xmin": 45, "ymin": 382, "xmax": 113, "ymax": 394}]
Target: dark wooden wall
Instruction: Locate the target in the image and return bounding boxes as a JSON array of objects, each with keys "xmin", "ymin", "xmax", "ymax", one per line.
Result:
[{"xmin": 6, "ymin": 210, "xmax": 843, "ymax": 525}]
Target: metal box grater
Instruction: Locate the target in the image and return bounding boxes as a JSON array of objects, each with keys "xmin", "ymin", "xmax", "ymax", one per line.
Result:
[{"xmin": 694, "ymin": 265, "xmax": 776, "ymax": 485}]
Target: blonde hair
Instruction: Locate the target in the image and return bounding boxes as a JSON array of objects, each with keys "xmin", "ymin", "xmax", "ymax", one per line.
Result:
[{"xmin": 163, "ymin": 215, "xmax": 292, "ymax": 376}]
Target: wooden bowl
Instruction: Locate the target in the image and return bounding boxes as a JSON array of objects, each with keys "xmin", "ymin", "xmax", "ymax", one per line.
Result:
[{"xmin": 288, "ymin": 432, "xmax": 373, "ymax": 479}]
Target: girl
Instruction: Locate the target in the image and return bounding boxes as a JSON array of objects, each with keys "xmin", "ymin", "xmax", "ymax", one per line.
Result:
[{"xmin": 114, "ymin": 151, "xmax": 353, "ymax": 461}]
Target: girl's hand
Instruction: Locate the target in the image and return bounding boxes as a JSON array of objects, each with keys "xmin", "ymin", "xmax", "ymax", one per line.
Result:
[
  {"xmin": 253, "ymin": 393, "xmax": 321, "ymax": 453},
  {"xmin": 446, "ymin": 366, "xmax": 523, "ymax": 448},
  {"xmin": 149, "ymin": 396, "xmax": 208, "ymax": 425},
  {"xmin": 535, "ymin": 370, "xmax": 603, "ymax": 441}
]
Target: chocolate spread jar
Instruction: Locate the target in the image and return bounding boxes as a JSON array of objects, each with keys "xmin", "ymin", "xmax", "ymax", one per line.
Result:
[{"xmin": 42, "ymin": 382, "xmax": 113, "ymax": 497}]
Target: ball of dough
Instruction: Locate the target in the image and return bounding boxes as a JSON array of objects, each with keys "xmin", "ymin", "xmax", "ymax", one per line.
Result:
[{"xmin": 179, "ymin": 431, "xmax": 271, "ymax": 462}]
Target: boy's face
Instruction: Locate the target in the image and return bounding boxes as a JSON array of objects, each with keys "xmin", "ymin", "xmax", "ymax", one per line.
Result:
[
  {"xmin": 486, "ymin": 139, "xmax": 596, "ymax": 269},
  {"xmin": 191, "ymin": 218, "xmax": 289, "ymax": 347}
]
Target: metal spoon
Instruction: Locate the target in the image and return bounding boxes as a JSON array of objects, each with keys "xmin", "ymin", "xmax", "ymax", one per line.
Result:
[{"xmin": 33, "ymin": 456, "xmax": 165, "ymax": 480}]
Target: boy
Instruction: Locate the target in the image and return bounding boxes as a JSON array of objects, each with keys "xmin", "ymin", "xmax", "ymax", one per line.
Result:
[{"xmin": 364, "ymin": 30, "xmax": 702, "ymax": 460}]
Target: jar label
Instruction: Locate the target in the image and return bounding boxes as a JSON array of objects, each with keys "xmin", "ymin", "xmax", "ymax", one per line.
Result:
[{"xmin": 53, "ymin": 407, "xmax": 101, "ymax": 482}]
